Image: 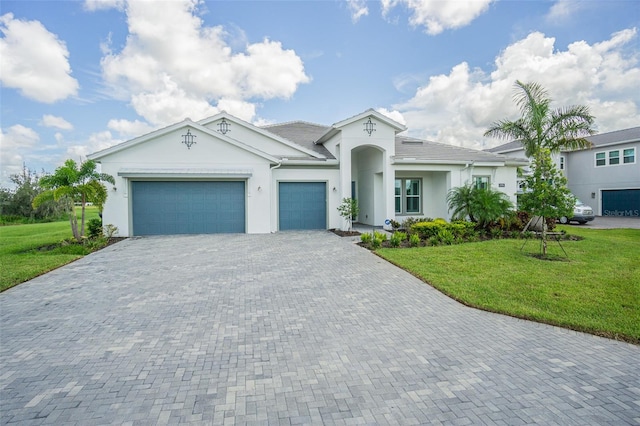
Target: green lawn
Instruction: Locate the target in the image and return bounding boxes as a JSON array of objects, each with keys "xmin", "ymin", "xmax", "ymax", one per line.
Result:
[
  {"xmin": 0, "ymin": 207, "xmax": 101, "ymax": 292},
  {"xmin": 377, "ymin": 226, "xmax": 640, "ymax": 343}
]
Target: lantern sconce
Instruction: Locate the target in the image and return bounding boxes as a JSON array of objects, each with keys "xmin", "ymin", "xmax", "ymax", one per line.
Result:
[
  {"xmin": 218, "ymin": 118, "xmax": 231, "ymax": 135},
  {"xmin": 182, "ymin": 129, "xmax": 197, "ymax": 149},
  {"xmin": 332, "ymin": 187, "xmax": 337, "ymax": 192},
  {"xmin": 363, "ymin": 118, "xmax": 376, "ymax": 136},
  {"xmin": 258, "ymin": 186, "xmax": 262, "ymax": 192}
]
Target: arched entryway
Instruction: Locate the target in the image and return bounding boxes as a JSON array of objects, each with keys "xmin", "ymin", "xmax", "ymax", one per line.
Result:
[{"xmin": 351, "ymin": 145, "xmax": 385, "ymax": 226}]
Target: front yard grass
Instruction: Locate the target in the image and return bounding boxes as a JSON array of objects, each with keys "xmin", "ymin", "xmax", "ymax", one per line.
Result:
[
  {"xmin": 377, "ymin": 226, "xmax": 640, "ymax": 344},
  {"xmin": 0, "ymin": 207, "xmax": 102, "ymax": 292}
]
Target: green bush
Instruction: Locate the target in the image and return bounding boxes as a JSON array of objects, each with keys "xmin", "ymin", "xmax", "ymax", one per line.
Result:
[
  {"xmin": 371, "ymin": 231, "xmax": 386, "ymax": 249},
  {"xmin": 409, "ymin": 233, "xmax": 421, "ymax": 247},
  {"xmin": 87, "ymin": 218, "xmax": 103, "ymax": 239},
  {"xmin": 436, "ymin": 229, "xmax": 456, "ymax": 245},
  {"xmin": 411, "ymin": 219, "xmax": 474, "ymax": 240},
  {"xmin": 360, "ymin": 233, "xmax": 372, "ymax": 244},
  {"xmin": 389, "ymin": 231, "xmax": 406, "ymax": 247}
]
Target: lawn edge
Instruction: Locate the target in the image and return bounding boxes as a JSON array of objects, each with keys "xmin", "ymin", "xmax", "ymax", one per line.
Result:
[{"xmin": 373, "ymin": 250, "xmax": 640, "ymax": 346}]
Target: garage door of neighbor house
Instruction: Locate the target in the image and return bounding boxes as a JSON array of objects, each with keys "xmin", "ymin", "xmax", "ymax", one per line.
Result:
[
  {"xmin": 602, "ymin": 189, "xmax": 640, "ymax": 217},
  {"xmin": 131, "ymin": 181, "xmax": 245, "ymax": 235},
  {"xmin": 279, "ymin": 182, "xmax": 327, "ymax": 230}
]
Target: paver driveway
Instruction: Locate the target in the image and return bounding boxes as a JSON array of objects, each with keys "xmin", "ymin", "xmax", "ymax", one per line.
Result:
[{"xmin": 1, "ymin": 232, "xmax": 639, "ymax": 425}]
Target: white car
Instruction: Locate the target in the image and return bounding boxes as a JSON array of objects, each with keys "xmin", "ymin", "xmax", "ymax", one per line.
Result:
[{"xmin": 559, "ymin": 200, "xmax": 595, "ymax": 224}]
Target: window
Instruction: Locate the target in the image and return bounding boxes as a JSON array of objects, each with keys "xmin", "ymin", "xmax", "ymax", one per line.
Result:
[
  {"xmin": 624, "ymin": 148, "xmax": 636, "ymax": 164},
  {"xmin": 559, "ymin": 156, "xmax": 565, "ymax": 170},
  {"xmin": 609, "ymin": 150, "xmax": 620, "ymax": 165},
  {"xmin": 395, "ymin": 178, "xmax": 421, "ymax": 214},
  {"xmin": 595, "ymin": 152, "xmax": 606, "ymax": 166},
  {"xmin": 473, "ymin": 176, "xmax": 490, "ymax": 190}
]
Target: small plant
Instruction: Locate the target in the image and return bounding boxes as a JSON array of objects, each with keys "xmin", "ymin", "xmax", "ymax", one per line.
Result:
[
  {"xmin": 409, "ymin": 233, "xmax": 421, "ymax": 247},
  {"xmin": 360, "ymin": 232, "xmax": 372, "ymax": 244},
  {"xmin": 370, "ymin": 231, "xmax": 386, "ymax": 249},
  {"xmin": 436, "ymin": 229, "xmax": 455, "ymax": 245},
  {"xmin": 104, "ymin": 224, "xmax": 119, "ymax": 238},
  {"xmin": 337, "ymin": 198, "xmax": 359, "ymax": 232},
  {"xmin": 389, "ymin": 219, "xmax": 401, "ymax": 230},
  {"xmin": 490, "ymin": 227, "xmax": 503, "ymax": 239},
  {"xmin": 87, "ymin": 218, "xmax": 103, "ymax": 239},
  {"xmin": 389, "ymin": 231, "xmax": 406, "ymax": 248}
]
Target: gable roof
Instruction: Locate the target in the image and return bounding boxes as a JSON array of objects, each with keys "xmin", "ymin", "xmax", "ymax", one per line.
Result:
[
  {"xmin": 198, "ymin": 112, "xmax": 326, "ymax": 159},
  {"xmin": 87, "ymin": 118, "xmax": 280, "ymax": 164},
  {"xmin": 486, "ymin": 126, "xmax": 640, "ymax": 154},
  {"xmin": 395, "ymin": 136, "xmax": 528, "ymax": 166},
  {"xmin": 316, "ymin": 109, "xmax": 407, "ymax": 144},
  {"xmin": 261, "ymin": 121, "xmax": 334, "ymax": 159}
]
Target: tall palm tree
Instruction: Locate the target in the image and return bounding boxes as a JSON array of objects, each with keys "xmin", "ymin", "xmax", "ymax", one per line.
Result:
[
  {"xmin": 33, "ymin": 159, "xmax": 115, "ymax": 242},
  {"xmin": 484, "ymin": 80, "xmax": 596, "ymax": 158},
  {"xmin": 484, "ymin": 81, "xmax": 596, "ymax": 256}
]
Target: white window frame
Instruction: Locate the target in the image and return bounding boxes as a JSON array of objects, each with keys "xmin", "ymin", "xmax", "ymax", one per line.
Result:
[
  {"xmin": 473, "ymin": 175, "xmax": 490, "ymax": 190},
  {"xmin": 595, "ymin": 148, "xmax": 635, "ymax": 167},
  {"xmin": 395, "ymin": 178, "xmax": 422, "ymax": 215},
  {"xmin": 623, "ymin": 147, "xmax": 636, "ymax": 164}
]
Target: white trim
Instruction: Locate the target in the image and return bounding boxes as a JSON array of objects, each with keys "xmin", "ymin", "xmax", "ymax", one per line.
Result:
[
  {"xmin": 118, "ymin": 168, "xmax": 253, "ymax": 178},
  {"xmin": 594, "ymin": 147, "xmax": 636, "ymax": 167}
]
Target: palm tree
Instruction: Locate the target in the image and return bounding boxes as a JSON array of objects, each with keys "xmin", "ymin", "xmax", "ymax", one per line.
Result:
[
  {"xmin": 484, "ymin": 81, "xmax": 596, "ymax": 256},
  {"xmin": 447, "ymin": 184, "xmax": 513, "ymax": 229},
  {"xmin": 484, "ymin": 80, "xmax": 596, "ymax": 158},
  {"xmin": 33, "ymin": 159, "xmax": 115, "ymax": 242}
]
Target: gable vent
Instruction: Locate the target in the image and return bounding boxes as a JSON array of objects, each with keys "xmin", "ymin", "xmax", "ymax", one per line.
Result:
[{"xmin": 402, "ymin": 140, "xmax": 423, "ymax": 145}]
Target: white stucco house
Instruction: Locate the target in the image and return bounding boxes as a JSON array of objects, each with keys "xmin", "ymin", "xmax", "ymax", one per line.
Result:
[
  {"xmin": 486, "ymin": 127, "xmax": 640, "ymax": 217},
  {"xmin": 88, "ymin": 109, "xmax": 528, "ymax": 236}
]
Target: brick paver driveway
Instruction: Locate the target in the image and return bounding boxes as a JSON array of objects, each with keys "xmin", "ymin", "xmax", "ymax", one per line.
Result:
[{"xmin": 1, "ymin": 232, "xmax": 638, "ymax": 425}]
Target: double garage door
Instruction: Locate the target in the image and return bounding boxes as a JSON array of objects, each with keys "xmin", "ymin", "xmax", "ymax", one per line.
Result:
[
  {"xmin": 602, "ymin": 189, "xmax": 640, "ymax": 217},
  {"xmin": 131, "ymin": 181, "xmax": 327, "ymax": 235},
  {"xmin": 131, "ymin": 181, "xmax": 245, "ymax": 235}
]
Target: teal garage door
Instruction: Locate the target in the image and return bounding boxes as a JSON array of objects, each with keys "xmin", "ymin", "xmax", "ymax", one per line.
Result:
[
  {"xmin": 602, "ymin": 189, "xmax": 640, "ymax": 217},
  {"xmin": 132, "ymin": 181, "xmax": 245, "ymax": 235},
  {"xmin": 279, "ymin": 182, "xmax": 326, "ymax": 230}
]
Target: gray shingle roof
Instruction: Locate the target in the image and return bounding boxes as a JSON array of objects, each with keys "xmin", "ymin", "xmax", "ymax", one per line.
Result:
[
  {"xmin": 486, "ymin": 126, "xmax": 640, "ymax": 153},
  {"xmin": 395, "ymin": 136, "xmax": 525, "ymax": 164},
  {"xmin": 262, "ymin": 121, "xmax": 334, "ymax": 159}
]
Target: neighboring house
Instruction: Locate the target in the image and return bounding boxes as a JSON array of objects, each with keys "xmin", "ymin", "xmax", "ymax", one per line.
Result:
[
  {"xmin": 88, "ymin": 109, "xmax": 527, "ymax": 236},
  {"xmin": 486, "ymin": 127, "xmax": 640, "ymax": 217}
]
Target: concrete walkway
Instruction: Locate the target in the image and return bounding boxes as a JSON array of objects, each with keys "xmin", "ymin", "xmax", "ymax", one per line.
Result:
[{"xmin": 1, "ymin": 232, "xmax": 638, "ymax": 425}]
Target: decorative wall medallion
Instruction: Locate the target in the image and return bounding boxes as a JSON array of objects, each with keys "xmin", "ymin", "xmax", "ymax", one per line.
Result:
[
  {"xmin": 363, "ymin": 118, "xmax": 376, "ymax": 136},
  {"xmin": 218, "ymin": 118, "xmax": 231, "ymax": 135},
  {"xmin": 182, "ymin": 129, "xmax": 197, "ymax": 149}
]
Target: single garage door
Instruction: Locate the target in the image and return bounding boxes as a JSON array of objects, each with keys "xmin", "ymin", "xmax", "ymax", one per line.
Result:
[
  {"xmin": 602, "ymin": 189, "xmax": 640, "ymax": 217},
  {"xmin": 279, "ymin": 182, "xmax": 326, "ymax": 230},
  {"xmin": 132, "ymin": 181, "xmax": 245, "ymax": 235}
]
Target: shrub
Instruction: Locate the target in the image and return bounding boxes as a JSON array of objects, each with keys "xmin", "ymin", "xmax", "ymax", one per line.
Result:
[
  {"xmin": 104, "ymin": 224, "xmax": 119, "ymax": 238},
  {"xmin": 360, "ymin": 233, "xmax": 372, "ymax": 244},
  {"xmin": 389, "ymin": 219, "xmax": 401, "ymax": 230},
  {"xmin": 87, "ymin": 218, "xmax": 103, "ymax": 239},
  {"xmin": 409, "ymin": 233, "xmax": 421, "ymax": 247},
  {"xmin": 401, "ymin": 217, "xmax": 432, "ymax": 231},
  {"xmin": 436, "ymin": 229, "xmax": 455, "ymax": 245},
  {"xmin": 390, "ymin": 231, "xmax": 406, "ymax": 247}
]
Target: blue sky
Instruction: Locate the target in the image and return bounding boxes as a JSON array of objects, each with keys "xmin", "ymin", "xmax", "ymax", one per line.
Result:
[{"xmin": 1, "ymin": 0, "xmax": 639, "ymax": 187}]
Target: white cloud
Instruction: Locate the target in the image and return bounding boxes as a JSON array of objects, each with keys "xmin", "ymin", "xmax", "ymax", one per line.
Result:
[
  {"xmin": 376, "ymin": 108, "xmax": 406, "ymax": 126},
  {"xmin": 0, "ymin": 125, "xmax": 40, "ymax": 187},
  {"xmin": 346, "ymin": 0, "xmax": 369, "ymax": 22},
  {"xmin": 382, "ymin": 0, "xmax": 494, "ymax": 35},
  {"xmin": 40, "ymin": 114, "xmax": 73, "ymax": 130},
  {"xmin": 98, "ymin": 0, "xmax": 310, "ymax": 127},
  {"xmin": 84, "ymin": 0, "xmax": 125, "ymax": 11},
  {"xmin": 107, "ymin": 118, "xmax": 155, "ymax": 137},
  {"xmin": 396, "ymin": 28, "xmax": 640, "ymax": 149},
  {"xmin": 67, "ymin": 130, "xmax": 121, "ymax": 159},
  {"xmin": 0, "ymin": 13, "xmax": 79, "ymax": 103},
  {"xmin": 546, "ymin": 0, "xmax": 584, "ymax": 23}
]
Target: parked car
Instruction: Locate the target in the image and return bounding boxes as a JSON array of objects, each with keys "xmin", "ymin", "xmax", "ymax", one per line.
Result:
[{"xmin": 559, "ymin": 199, "xmax": 595, "ymax": 224}]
